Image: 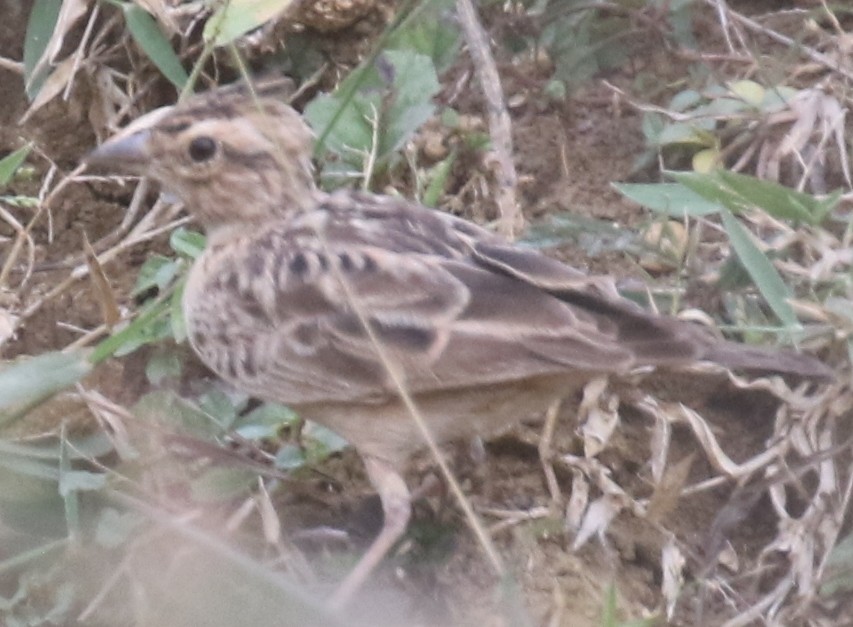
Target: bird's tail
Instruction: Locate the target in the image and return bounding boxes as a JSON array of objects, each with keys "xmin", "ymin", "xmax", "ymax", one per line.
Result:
[{"xmin": 700, "ymin": 341, "xmax": 833, "ymax": 381}]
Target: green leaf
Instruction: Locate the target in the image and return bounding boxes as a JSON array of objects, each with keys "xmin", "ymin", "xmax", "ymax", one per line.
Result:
[
  {"xmin": 134, "ymin": 389, "xmax": 221, "ymax": 436},
  {"xmin": 170, "ymin": 227, "xmax": 206, "ymax": 259},
  {"xmin": 95, "ymin": 508, "xmax": 143, "ymax": 549},
  {"xmin": 204, "ymin": 0, "xmax": 294, "ymax": 47},
  {"xmin": 671, "ymin": 170, "xmax": 836, "ymax": 225},
  {"xmin": 823, "ymin": 534, "xmax": 853, "ymax": 596},
  {"xmin": 0, "ymin": 539, "xmax": 67, "ymax": 575},
  {"xmin": 235, "ymin": 402, "xmax": 298, "ymax": 429},
  {"xmin": 668, "ymin": 170, "xmax": 743, "ymax": 211},
  {"xmin": 0, "ymin": 145, "xmax": 33, "ymax": 187},
  {"xmin": 386, "ymin": 0, "xmax": 459, "ymax": 72},
  {"xmin": 235, "ymin": 402, "xmax": 298, "ymax": 440},
  {"xmin": 716, "ymin": 170, "xmax": 835, "ymax": 225},
  {"xmin": 668, "ymin": 89, "xmax": 701, "ymax": 112},
  {"xmin": 302, "ymin": 422, "xmax": 348, "ymax": 462},
  {"xmin": 520, "ymin": 213, "xmax": 638, "ymax": 256},
  {"xmin": 656, "ymin": 121, "xmax": 715, "ymax": 147},
  {"xmin": 640, "ymin": 112, "xmax": 666, "ymax": 144},
  {"xmin": 613, "ymin": 182, "xmax": 721, "ymax": 217},
  {"xmin": 58, "ymin": 469, "xmax": 107, "ymax": 496},
  {"xmin": 169, "ymin": 283, "xmax": 188, "ymax": 343},
  {"xmin": 23, "ymin": 0, "xmax": 61, "ymax": 99},
  {"xmin": 190, "ymin": 466, "xmax": 255, "ymax": 501},
  {"xmin": 727, "ymin": 79, "xmax": 765, "ymax": 107},
  {"xmin": 0, "ymin": 434, "xmax": 114, "ymax": 462},
  {"xmin": 700, "ymin": 96, "xmax": 750, "ymax": 117},
  {"xmin": 600, "ymin": 583, "xmax": 618, "ymax": 627},
  {"xmin": 274, "ymin": 444, "xmax": 306, "ymax": 470},
  {"xmin": 0, "ymin": 194, "xmax": 39, "ymax": 208},
  {"xmin": 761, "ymin": 85, "xmax": 798, "ymax": 111},
  {"xmin": 0, "ymin": 453, "xmax": 59, "ymax": 482},
  {"xmin": 719, "ymin": 210, "xmax": 797, "ymax": 328},
  {"xmin": 306, "ymin": 90, "xmax": 378, "ymax": 178},
  {"xmin": 145, "ymin": 350, "xmax": 182, "ymax": 385},
  {"xmin": 198, "ymin": 388, "xmax": 243, "ymax": 430},
  {"xmin": 107, "ymin": 300, "xmax": 173, "ymax": 358},
  {"xmin": 122, "ymin": 5, "xmax": 188, "ymax": 90},
  {"xmin": 382, "ymin": 50, "xmax": 440, "ymax": 154},
  {"xmin": 59, "ymin": 429, "xmax": 79, "ymax": 537},
  {"xmin": 422, "ymin": 150, "xmax": 456, "ymax": 207},
  {"xmin": 0, "ymin": 352, "xmax": 92, "ymax": 422},
  {"xmin": 305, "ymin": 49, "xmax": 440, "ymax": 185},
  {"xmin": 133, "ymin": 254, "xmax": 180, "ymax": 296}
]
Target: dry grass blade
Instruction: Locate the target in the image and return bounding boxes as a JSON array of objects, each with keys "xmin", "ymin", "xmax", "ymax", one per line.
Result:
[
  {"xmin": 0, "ymin": 203, "xmax": 35, "ymax": 289},
  {"xmin": 646, "ymin": 453, "xmax": 695, "ymax": 524},
  {"xmin": 662, "ymin": 537, "xmax": 685, "ymax": 620},
  {"xmin": 19, "ymin": 174, "xmax": 189, "ymax": 325},
  {"xmin": 578, "ymin": 377, "xmax": 619, "ymax": 458},
  {"xmin": 316, "ymin": 229, "xmax": 507, "ymax": 581},
  {"xmin": 20, "ymin": 56, "xmax": 77, "ymax": 124},
  {"xmin": 705, "ymin": 0, "xmax": 853, "ymax": 82},
  {"xmin": 100, "ymin": 490, "xmax": 342, "ymax": 625},
  {"xmin": 82, "ymin": 231, "xmax": 121, "ymax": 328},
  {"xmin": 26, "ymin": 0, "xmax": 90, "ymax": 91}
]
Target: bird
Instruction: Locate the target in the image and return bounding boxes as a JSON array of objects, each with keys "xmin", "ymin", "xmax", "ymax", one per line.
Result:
[{"xmin": 85, "ymin": 79, "xmax": 832, "ymax": 607}]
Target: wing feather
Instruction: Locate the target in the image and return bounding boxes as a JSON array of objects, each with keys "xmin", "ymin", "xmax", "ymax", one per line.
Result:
[{"xmin": 185, "ymin": 198, "xmax": 647, "ymax": 405}]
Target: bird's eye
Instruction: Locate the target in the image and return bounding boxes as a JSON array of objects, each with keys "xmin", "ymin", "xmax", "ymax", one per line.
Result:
[{"xmin": 188, "ymin": 136, "xmax": 218, "ymax": 163}]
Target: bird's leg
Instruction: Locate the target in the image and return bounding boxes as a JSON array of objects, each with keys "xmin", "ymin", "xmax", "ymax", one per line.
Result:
[
  {"xmin": 329, "ymin": 455, "xmax": 411, "ymax": 610},
  {"xmin": 538, "ymin": 398, "xmax": 563, "ymax": 509}
]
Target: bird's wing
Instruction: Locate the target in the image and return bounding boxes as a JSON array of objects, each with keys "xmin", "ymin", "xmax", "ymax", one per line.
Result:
[
  {"xmin": 186, "ymin": 193, "xmax": 673, "ymax": 405},
  {"xmin": 465, "ymin": 235, "xmax": 831, "ymax": 380}
]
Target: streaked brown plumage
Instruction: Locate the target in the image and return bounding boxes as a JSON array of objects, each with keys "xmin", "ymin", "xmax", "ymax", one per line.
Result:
[{"xmin": 86, "ymin": 80, "xmax": 832, "ymax": 606}]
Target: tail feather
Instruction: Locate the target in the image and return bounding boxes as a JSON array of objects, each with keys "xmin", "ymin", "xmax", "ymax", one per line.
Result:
[{"xmin": 700, "ymin": 341, "xmax": 833, "ymax": 381}]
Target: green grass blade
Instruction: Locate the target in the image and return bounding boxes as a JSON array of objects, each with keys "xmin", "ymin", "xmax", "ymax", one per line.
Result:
[
  {"xmin": 0, "ymin": 352, "xmax": 92, "ymax": 422},
  {"xmin": 613, "ymin": 182, "xmax": 721, "ymax": 217},
  {"xmin": 717, "ymin": 169, "xmax": 831, "ymax": 225},
  {"xmin": 0, "ymin": 144, "xmax": 33, "ymax": 187},
  {"xmin": 422, "ymin": 150, "xmax": 456, "ymax": 207},
  {"xmin": 89, "ymin": 296, "xmax": 172, "ymax": 364},
  {"xmin": 0, "ymin": 539, "xmax": 66, "ymax": 575},
  {"xmin": 669, "ymin": 170, "xmax": 746, "ymax": 214},
  {"xmin": 123, "ymin": 5, "xmax": 188, "ymax": 90},
  {"xmin": 204, "ymin": 0, "xmax": 294, "ymax": 47},
  {"xmin": 719, "ymin": 209, "xmax": 797, "ymax": 328},
  {"xmin": 23, "ymin": 0, "xmax": 61, "ymax": 99},
  {"xmin": 311, "ymin": 0, "xmax": 421, "ymax": 155}
]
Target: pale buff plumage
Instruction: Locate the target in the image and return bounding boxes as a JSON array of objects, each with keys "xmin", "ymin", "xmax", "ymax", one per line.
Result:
[{"xmin": 86, "ymin": 80, "xmax": 832, "ymax": 606}]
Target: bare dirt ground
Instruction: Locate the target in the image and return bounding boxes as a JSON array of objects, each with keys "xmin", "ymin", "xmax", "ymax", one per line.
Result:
[{"xmin": 1, "ymin": 1, "xmax": 850, "ymax": 625}]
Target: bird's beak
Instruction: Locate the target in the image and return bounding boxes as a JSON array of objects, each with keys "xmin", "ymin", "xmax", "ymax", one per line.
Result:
[
  {"xmin": 84, "ymin": 104, "xmax": 173, "ymax": 172},
  {"xmin": 85, "ymin": 130, "xmax": 151, "ymax": 172}
]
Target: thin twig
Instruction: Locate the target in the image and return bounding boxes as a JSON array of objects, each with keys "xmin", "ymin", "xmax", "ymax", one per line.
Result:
[
  {"xmin": 707, "ymin": 0, "xmax": 853, "ymax": 83},
  {"xmin": 362, "ymin": 103, "xmax": 380, "ymax": 191},
  {"xmin": 63, "ymin": 3, "xmax": 100, "ymax": 101},
  {"xmin": 20, "ymin": 214, "xmax": 190, "ymax": 321},
  {"xmin": 456, "ymin": 0, "xmax": 522, "ymax": 237},
  {"xmin": 0, "ymin": 57, "xmax": 23, "ymax": 74},
  {"xmin": 712, "ymin": 0, "xmax": 736, "ymax": 53},
  {"xmin": 0, "ymin": 205, "xmax": 34, "ymax": 288},
  {"xmin": 319, "ymin": 234, "xmax": 507, "ymax": 579}
]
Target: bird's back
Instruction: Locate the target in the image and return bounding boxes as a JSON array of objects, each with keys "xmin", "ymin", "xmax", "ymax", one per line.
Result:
[{"xmin": 183, "ymin": 190, "xmax": 831, "ymax": 417}]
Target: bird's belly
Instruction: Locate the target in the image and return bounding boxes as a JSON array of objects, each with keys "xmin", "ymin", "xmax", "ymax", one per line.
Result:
[{"xmin": 298, "ymin": 374, "xmax": 577, "ymax": 468}]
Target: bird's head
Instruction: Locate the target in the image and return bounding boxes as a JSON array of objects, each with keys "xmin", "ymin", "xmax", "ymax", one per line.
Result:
[{"xmin": 86, "ymin": 80, "xmax": 317, "ymax": 232}]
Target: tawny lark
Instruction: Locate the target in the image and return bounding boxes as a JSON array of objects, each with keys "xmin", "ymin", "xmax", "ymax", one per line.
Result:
[{"xmin": 86, "ymin": 80, "xmax": 831, "ymax": 605}]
